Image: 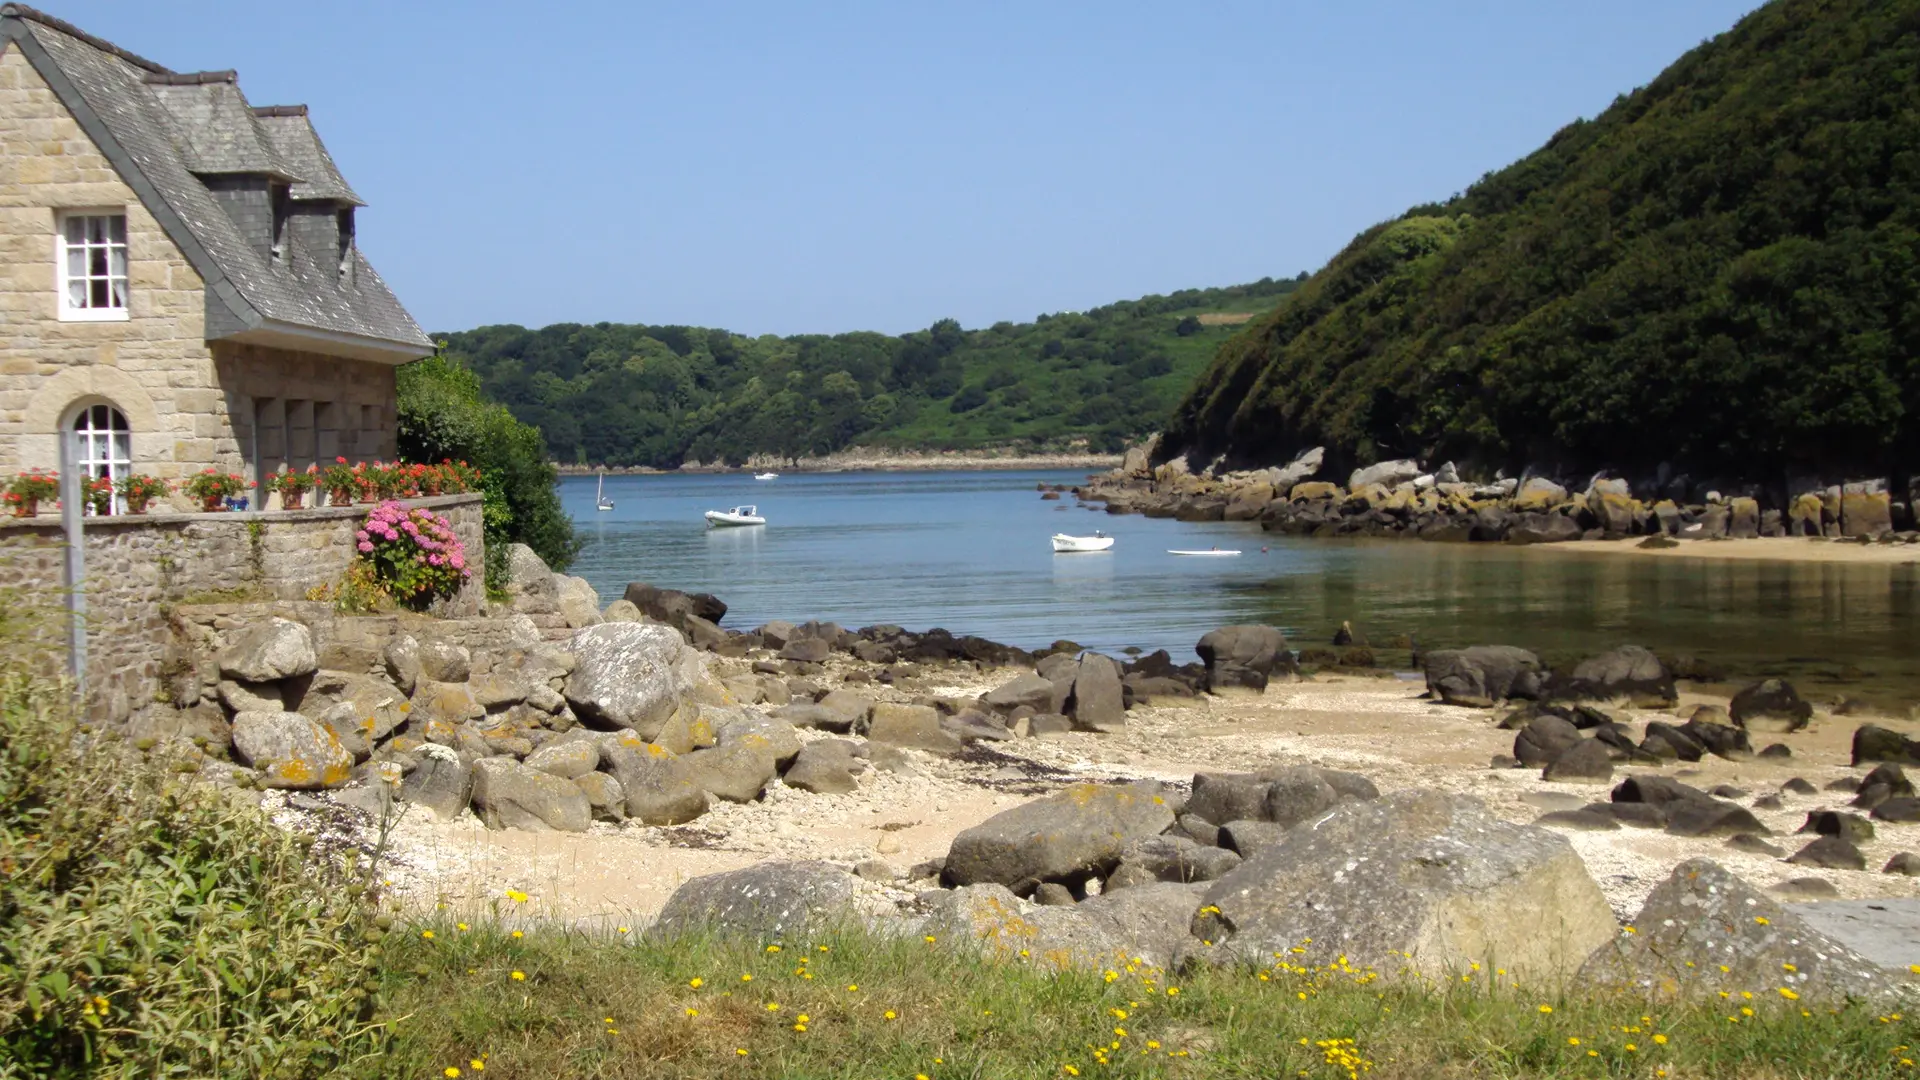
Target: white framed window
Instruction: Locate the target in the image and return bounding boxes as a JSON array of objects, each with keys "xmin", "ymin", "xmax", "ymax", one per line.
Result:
[
  {"xmin": 73, "ymin": 404, "xmax": 131, "ymax": 516},
  {"xmin": 56, "ymin": 212, "xmax": 129, "ymax": 321}
]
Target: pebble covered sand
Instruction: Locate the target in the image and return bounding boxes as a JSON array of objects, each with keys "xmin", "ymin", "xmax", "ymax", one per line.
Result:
[{"xmin": 277, "ymin": 665, "xmax": 1920, "ymax": 929}]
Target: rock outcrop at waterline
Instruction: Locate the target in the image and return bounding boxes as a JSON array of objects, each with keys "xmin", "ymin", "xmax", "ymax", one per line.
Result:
[{"xmin": 1074, "ymin": 448, "xmax": 1920, "ymax": 546}]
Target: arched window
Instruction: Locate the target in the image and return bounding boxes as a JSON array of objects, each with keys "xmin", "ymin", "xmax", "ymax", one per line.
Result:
[{"xmin": 72, "ymin": 404, "xmax": 130, "ymax": 516}]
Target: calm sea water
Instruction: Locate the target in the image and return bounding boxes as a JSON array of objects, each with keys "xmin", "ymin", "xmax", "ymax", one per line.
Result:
[{"xmin": 564, "ymin": 470, "xmax": 1920, "ymax": 700}]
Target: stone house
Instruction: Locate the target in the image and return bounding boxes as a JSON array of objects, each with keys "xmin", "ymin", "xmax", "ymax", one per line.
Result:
[{"xmin": 0, "ymin": 4, "xmax": 431, "ymax": 510}]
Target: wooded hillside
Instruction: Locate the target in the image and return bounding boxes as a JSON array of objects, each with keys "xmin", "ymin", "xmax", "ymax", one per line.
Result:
[
  {"xmin": 1164, "ymin": 0, "xmax": 1920, "ymax": 488},
  {"xmin": 436, "ymin": 278, "xmax": 1301, "ymax": 467}
]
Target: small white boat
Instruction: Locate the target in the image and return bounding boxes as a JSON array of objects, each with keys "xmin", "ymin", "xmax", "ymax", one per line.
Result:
[
  {"xmin": 1052, "ymin": 532, "xmax": 1114, "ymax": 553},
  {"xmin": 595, "ymin": 470, "xmax": 613, "ymax": 511},
  {"xmin": 1169, "ymin": 548, "xmax": 1241, "ymax": 556},
  {"xmin": 754, "ymin": 472, "xmax": 779, "ymax": 481},
  {"xmin": 705, "ymin": 505, "xmax": 765, "ymax": 527}
]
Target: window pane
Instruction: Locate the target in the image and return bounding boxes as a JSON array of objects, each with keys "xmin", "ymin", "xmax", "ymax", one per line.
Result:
[
  {"xmin": 110, "ymin": 278, "xmax": 128, "ymax": 309},
  {"xmin": 108, "ymin": 245, "xmax": 127, "ymax": 278},
  {"xmin": 66, "ymin": 246, "xmax": 85, "ymax": 278},
  {"xmin": 108, "ymin": 216, "xmax": 126, "ymax": 243},
  {"xmin": 90, "ymin": 279, "xmax": 108, "ymax": 307},
  {"xmin": 112, "ymin": 431, "xmax": 130, "ymax": 463},
  {"xmin": 68, "ymin": 280, "xmax": 87, "ymax": 308},
  {"xmin": 88, "ymin": 245, "xmax": 107, "ymax": 276}
]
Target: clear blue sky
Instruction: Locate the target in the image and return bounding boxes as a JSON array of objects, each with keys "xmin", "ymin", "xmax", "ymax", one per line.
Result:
[{"xmin": 56, "ymin": 1, "xmax": 1761, "ymax": 337}]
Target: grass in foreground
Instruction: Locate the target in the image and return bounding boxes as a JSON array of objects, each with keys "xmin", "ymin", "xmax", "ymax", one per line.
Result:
[{"xmin": 370, "ymin": 918, "xmax": 1917, "ymax": 1080}]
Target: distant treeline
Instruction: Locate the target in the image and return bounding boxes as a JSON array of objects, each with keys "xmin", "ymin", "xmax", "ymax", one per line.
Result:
[{"xmin": 433, "ymin": 277, "xmax": 1301, "ymax": 468}]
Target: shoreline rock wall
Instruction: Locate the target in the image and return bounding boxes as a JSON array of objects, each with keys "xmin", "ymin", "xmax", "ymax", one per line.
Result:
[{"xmin": 1077, "ymin": 448, "xmax": 1919, "ymax": 544}]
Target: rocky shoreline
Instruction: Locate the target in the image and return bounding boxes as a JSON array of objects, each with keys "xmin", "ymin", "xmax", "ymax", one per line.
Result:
[
  {"xmin": 117, "ymin": 543, "xmax": 1920, "ymax": 1000},
  {"xmin": 1073, "ymin": 443, "xmax": 1920, "ymax": 546}
]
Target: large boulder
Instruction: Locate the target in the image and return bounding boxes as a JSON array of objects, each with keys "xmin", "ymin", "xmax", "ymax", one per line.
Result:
[
  {"xmin": 1576, "ymin": 859, "xmax": 1889, "ymax": 1001},
  {"xmin": 298, "ymin": 671, "xmax": 409, "ymax": 742},
  {"xmin": 1729, "ymin": 679, "xmax": 1812, "ymax": 734},
  {"xmin": 945, "ymin": 780, "xmax": 1175, "ymax": 894},
  {"xmin": 624, "ymin": 582, "xmax": 728, "ymax": 632},
  {"xmin": 1185, "ymin": 791, "xmax": 1614, "ymax": 984},
  {"xmin": 1183, "ymin": 767, "xmax": 1376, "ymax": 827},
  {"xmin": 524, "ymin": 739, "xmax": 599, "ymax": 780},
  {"xmin": 555, "ymin": 575, "xmax": 604, "ymax": 629},
  {"xmin": 683, "ymin": 739, "xmax": 780, "ymax": 803},
  {"xmin": 1074, "ymin": 883, "xmax": 1209, "ymax": 970},
  {"xmin": 1423, "ymin": 646, "xmax": 1545, "ymax": 707},
  {"xmin": 415, "ymin": 641, "xmax": 471, "ymax": 684},
  {"xmin": 230, "ymin": 711, "xmax": 352, "ymax": 789},
  {"xmin": 218, "ymin": 618, "xmax": 317, "ymax": 683},
  {"xmin": 984, "ymin": 672, "xmax": 1061, "ymax": 715},
  {"xmin": 1068, "ymin": 654, "xmax": 1126, "ymax": 733},
  {"xmin": 1111, "ymin": 835, "xmax": 1242, "ymax": 885},
  {"xmin": 563, "ymin": 622, "xmax": 705, "ymax": 736},
  {"xmin": 1512, "ymin": 477, "xmax": 1569, "ymax": 511},
  {"xmin": 602, "ymin": 740, "xmax": 708, "ymax": 824},
  {"xmin": 1853, "ymin": 725, "xmax": 1920, "ymax": 766},
  {"xmin": 1349, "ymin": 459, "xmax": 1421, "ymax": 491},
  {"xmin": 920, "ymin": 883, "xmax": 1132, "ymax": 970},
  {"xmin": 505, "ymin": 544, "xmax": 557, "ymax": 598},
  {"xmin": 1195, "ymin": 625, "xmax": 1294, "ymax": 693},
  {"xmin": 1840, "ymin": 489, "xmax": 1893, "ymax": 539},
  {"xmin": 469, "ymin": 758, "xmax": 592, "ymax": 832},
  {"xmin": 1554, "ymin": 645, "xmax": 1675, "ymax": 708},
  {"xmin": 781, "ymin": 739, "xmax": 866, "ymax": 795},
  {"xmin": 650, "ymin": 861, "xmax": 858, "ymax": 940},
  {"xmin": 1513, "ymin": 715, "xmax": 1582, "ymax": 767},
  {"xmin": 398, "ymin": 745, "xmax": 473, "ymax": 820},
  {"xmin": 868, "ymin": 702, "xmax": 962, "ymax": 755}
]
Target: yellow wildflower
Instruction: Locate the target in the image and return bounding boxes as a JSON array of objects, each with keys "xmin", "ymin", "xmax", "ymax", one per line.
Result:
[
  {"xmin": 421, "ymin": 930, "xmax": 435, "ymax": 940},
  {"xmin": 1538, "ymin": 1005, "xmax": 1554, "ymax": 1014},
  {"xmin": 689, "ymin": 977, "xmax": 703, "ymax": 988},
  {"xmin": 1653, "ymin": 1034, "xmax": 1668, "ymax": 1045},
  {"xmin": 510, "ymin": 971, "xmax": 525, "ymax": 982}
]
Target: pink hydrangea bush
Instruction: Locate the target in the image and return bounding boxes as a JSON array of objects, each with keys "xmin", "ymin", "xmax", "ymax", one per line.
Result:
[{"xmin": 354, "ymin": 500, "xmax": 470, "ymax": 609}]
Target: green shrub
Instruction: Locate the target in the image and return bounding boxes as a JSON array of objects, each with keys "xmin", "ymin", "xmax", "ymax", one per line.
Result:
[
  {"xmin": 0, "ymin": 595, "xmax": 386, "ymax": 1077},
  {"xmin": 397, "ymin": 353, "xmax": 579, "ymax": 586}
]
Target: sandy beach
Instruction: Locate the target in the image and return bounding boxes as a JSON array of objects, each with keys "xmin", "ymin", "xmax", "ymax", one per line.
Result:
[
  {"xmin": 1546, "ymin": 536, "xmax": 1920, "ymax": 564},
  {"xmin": 333, "ymin": 667, "xmax": 1920, "ymax": 931}
]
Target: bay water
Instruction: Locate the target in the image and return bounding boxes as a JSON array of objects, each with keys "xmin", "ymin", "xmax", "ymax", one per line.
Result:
[{"xmin": 564, "ymin": 470, "xmax": 1920, "ymax": 702}]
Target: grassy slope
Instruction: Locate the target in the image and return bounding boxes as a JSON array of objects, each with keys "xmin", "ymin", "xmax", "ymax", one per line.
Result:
[{"xmin": 368, "ymin": 921, "xmax": 1916, "ymax": 1079}]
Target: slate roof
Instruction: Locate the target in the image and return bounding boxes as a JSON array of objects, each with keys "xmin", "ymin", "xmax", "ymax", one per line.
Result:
[{"xmin": 0, "ymin": 4, "xmax": 431, "ymax": 358}]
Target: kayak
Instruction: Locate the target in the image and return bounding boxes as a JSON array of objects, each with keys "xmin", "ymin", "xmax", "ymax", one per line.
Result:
[{"xmin": 1168, "ymin": 549, "xmax": 1241, "ymax": 556}]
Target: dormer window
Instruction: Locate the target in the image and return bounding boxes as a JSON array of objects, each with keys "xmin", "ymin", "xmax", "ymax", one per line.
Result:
[
  {"xmin": 336, "ymin": 207, "xmax": 355, "ymax": 278},
  {"xmin": 57, "ymin": 212, "xmax": 129, "ymax": 321},
  {"xmin": 269, "ymin": 184, "xmax": 290, "ymax": 263}
]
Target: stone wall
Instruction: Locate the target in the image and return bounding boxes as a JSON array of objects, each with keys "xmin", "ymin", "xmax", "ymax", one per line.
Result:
[{"xmin": 0, "ymin": 493, "xmax": 482, "ymax": 719}]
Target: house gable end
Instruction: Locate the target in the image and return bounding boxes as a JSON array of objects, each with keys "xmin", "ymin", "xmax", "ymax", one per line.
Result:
[{"xmin": 0, "ymin": 17, "xmax": 260, "ymax": 337}]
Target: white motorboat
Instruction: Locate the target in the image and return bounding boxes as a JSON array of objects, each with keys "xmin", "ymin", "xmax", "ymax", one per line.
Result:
[
  {"xmin": 705, "ymin": 505, "xmax": 765, "ymax": 527},
  {"xmin": 1168, "ymin": 548, "xmax": 1241, "ymax": 556},
  {"xmin": 595, "ymin": 470, "xmax": 613, "ymax": 511},
  {"xmin": 1051, "ymin": 532, "xmax": 1114, "ymax": 553},
  {"xmin": 754, "ymin": 472, "xmax": 779, "ymax": 481}
]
